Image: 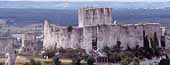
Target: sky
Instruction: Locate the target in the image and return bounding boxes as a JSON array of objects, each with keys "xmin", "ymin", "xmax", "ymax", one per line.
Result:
[{"xmin": 0, "ymin": 0, "xmax": 170, "ymax": 2}]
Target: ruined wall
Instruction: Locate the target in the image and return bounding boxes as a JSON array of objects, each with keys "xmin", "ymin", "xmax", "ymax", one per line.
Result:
[
  {"xmin": 19, "ymin": 32, "xmax": 40, "ymax": 55},
  {"xmin": 54, "ymin": 26, "xmax": 83, "ymax": 49},
  {"xmin": 43, "ymin": 22, "xmax": 83, "ymax": 50},
  {"xmin": 43, "ymin": 7, "xmax": 162, "ymax": 51},
  {"xmin": 82, "ymin": 23, "xmax": 161, "ymax": 51},
  {"xmin": 43, "ymin": 20, "xmax": 162, "ymax": 51},
  {"xmin": 0, "ymin": 37, "xmax": 16, "ymax": 55},
  {"xmin": 165, "ymin": 29, "xmax": 170, "ymax": 49},
  {"xmin": 78, "ymin": 7, "xmax": 112, "ymax": 27}
]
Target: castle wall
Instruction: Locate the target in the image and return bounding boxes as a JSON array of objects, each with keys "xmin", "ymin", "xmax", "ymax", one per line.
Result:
[
  {"xmin": 165, "ymin": 29, "xmax": 170, "ymax": 49},
  {"xmin": 19, "ymin": 32, "xmax": 41, "ymax": 55},
  {"xmin": 43, "ymin": 21, "xmax": 162, "ymax": 51},
  {"xmin": 82, "ymin": 23, "xmax": 161, "ymax": 51},
  {"xmin": 43, "ymin": 7, "xmax": 163, "ymax": 51},
  {"xmin": 55, "ymin": 27, "xmax": 83, "ymax": 49},
  {"xmin": 43, "ymin": 24, "xmax": 83, "ymax": 49},
  {"xmin": 0, "ymin": 37, "xmax": 16, "ymax": 55}
]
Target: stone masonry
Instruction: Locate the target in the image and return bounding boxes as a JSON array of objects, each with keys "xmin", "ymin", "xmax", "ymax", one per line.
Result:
[
  {"xmin": 19, "ymin": 32, "xmax": 40, "ymax": 55},
  {"xmin": 43, "ymin": 7, "xmax": 164, "ymax": 52}
]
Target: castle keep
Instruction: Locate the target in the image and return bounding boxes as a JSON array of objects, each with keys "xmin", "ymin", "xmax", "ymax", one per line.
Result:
[{"xmin": 43, "ymin": 7, "xmax": 166, "ymax": 51}]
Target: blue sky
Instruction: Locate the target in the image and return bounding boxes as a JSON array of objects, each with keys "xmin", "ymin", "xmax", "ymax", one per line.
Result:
[{"xmin": 1, "ymin": 0, "xmax": 170, "ymax": 2}]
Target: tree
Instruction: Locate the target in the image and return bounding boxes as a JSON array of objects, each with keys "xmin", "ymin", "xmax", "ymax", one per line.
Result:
[
  {"xmin": 87, "ymin": 56, "xmax": 95, "ymax": 65},
  {"xmin": 126, "ymin": 44, "xmax": 132, "ymax": 51},
  {"xmin": 102, "ymin": 46, "xmax": 112, "ymax": 62},
  {"xmin": 71, "ymin": 48, "xmax": 87, "ymax": 65},
  {"xmin": 53, "ymin": 55, "xmax": 61, "ymax": 65},
  {"xmin": 132, "ymin": 57, "xmax": 140, "ymax": 65},
  {"xmin": 134, "ymin": 45, "xmax": 141, "ymax": 57},
  {"xmin": 152, "ymin": 32, "xmax": 161, "ymax": 57},
  {"xmin": 113, "ymin": 41, "xmax": 122, "ymax": 52},
  {"xmin": 159, "ymin": 58, "xmax": 170, "ymax": 65},
  {"xmin": 143, "ymin": 30, "xmax": 150, "ymax": 50},
  {"xmin": 67, "ymin": 25, "xmax": 73, "ymax": 32},
  {"xmin": 72, "ymin": 56, "xmax": 81, "ymax": 65},
  {"xmin": 29, "ymin": 59, "xmax": 36, "ymax": 65},
  {"xmin": 161, "ymin": 35, "xmax": 166, "ymax": 48},
  {"xmin": 154, "ymin": 32, "xmax": 159, "ymax": 48},
  {"xmin": 120, "ymin": 55, "xmax": 132, "ymax": 65},
  {"xmin": 36, "ymin": 61, "xmax": 41, "ymax": 65}
]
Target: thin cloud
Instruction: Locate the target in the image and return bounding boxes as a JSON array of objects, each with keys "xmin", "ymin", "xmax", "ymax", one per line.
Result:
[{"xmin": 0, "ymin": 0, "xmax": 170, "ymax": 2}]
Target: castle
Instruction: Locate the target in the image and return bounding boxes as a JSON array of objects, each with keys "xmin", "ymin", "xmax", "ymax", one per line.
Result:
[{"xmin": 43, "ymin": 7, "xmax": 167, "ymax": 51}]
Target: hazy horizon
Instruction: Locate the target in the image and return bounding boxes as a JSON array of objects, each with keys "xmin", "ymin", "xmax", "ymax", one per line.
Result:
[{"xmin": 0, "ymin": 0, "xmax": 170, "ymax": 2}]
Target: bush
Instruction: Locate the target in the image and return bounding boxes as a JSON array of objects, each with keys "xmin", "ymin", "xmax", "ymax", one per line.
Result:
[
  {"xmin": 120, "ymin": 55, "xmax": 132, "ymax": 65},
  {"xmin": 53, "ymin": 56, "xmax": 61, "ymax": 65},
  {"xmin": 41, "ymin": 47, "xmax": 65, "ymax": 58},
  {"xmin": 161, "ymin": 35, "xmax": 166, "ymax": 48},
  {"xmin": 29, "ymin": 59, "xmax": 41, "ymax": 65},
  {"xmin": 67, "ymin": 25, "xmax": 73, "ymax": 32},
  {"xmin": 159, "ymin": 59, "xmax": 170, "ymax": 65},
  {"xmin": 29, "ymin": 59, "xmax": 36, "ymax": 65},
  {"xmin": 41, "ymin": 50, "xmax": 57, "ymax": 58},
  {"xmin": 87, "ymin": 56, "xmax": 95, "ymax": 65}
]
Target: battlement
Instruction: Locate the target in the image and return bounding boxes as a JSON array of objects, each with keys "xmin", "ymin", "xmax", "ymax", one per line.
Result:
[{"xmin": 78, "ymin": 7, "xmax": 113, "ymax": 27}]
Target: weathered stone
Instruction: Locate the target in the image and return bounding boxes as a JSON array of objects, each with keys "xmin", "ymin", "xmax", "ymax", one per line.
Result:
[
  {"xmin": 78, "ymin": 7, "xmax": 112, "ymax": 27},
  {"xmin": 0, "ymin": 37, "xmax": 17, "ymax": 65},
  {"xmin": 5, "ymin": 53, "xmax": 16, "ymax": 65},
  {"xmin": 19, "ymin": 32, "xmax": 41, "ymax": 55},
  {"xmin": 43, "ymin": 7, "xmax": 163, "ymax": 52},
  {"xmin": 0, "ymin": 37, "xmax": 17, "ymax": 55}
]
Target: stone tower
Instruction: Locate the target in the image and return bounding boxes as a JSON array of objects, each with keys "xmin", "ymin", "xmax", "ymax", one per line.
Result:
[
  {"xmin": 78, "ymin": 7, "xmax": 113, "ymax": 27},
  {"xmin": 43, "ymin": 20, "xmax": 50, "ymax": 49}
]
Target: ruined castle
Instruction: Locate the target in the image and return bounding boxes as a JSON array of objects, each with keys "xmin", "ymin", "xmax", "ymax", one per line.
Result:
[{"xmin": 43, "ymin": 7, "xmax": 168, "ymax": 51}]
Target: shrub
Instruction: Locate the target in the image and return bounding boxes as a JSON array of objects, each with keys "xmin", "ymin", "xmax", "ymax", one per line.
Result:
[
  {"xmin": 161, "ymin": 35, "xmax": 166, "ymax": 48},
  {"xmin": 53, "ymin": 56, "xmax": 61, "ymax": 65},
  {"xmin": 67, "ymin": 25, "xmax": 73, "ymax": 32},
  {"xmin": 159, "ymin": 58, "xmax": 170, "ymax": 65},
  {"xmin": 120, "ymin": 55, "xmax": 132, "ymax": 65},
  {"xmin": 29, "ymin": 59, "xmax": 41, "ymax": 65},
  {"xmin": 29, "ymin": 59, "xmax": 36, "ymax": 65},
  {"xmin": 87, "ymin": 56, "xmax": 95, "ymax": 65}
]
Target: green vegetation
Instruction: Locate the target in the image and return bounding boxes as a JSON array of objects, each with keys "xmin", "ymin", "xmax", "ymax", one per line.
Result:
[
  {"xmin": 53, "ymin": 56, "xmax": 61, "ymax": 65},
  {"xmin": 101, "ymin": 31, "xmax": 165, "ymax": 64},
  {"xmin": 86, "ymin": 56, "xmax": 95, "ymax": 65},
  {"xmin": 159, "ymin": 55, "xmax": 170, "ymax": 65},
  {"xmin": 143, "ymin": 31, "xmax": 162, "ymax": 58},
  {"xmin": 161, "ymin": 35, "xmax": 166, "ymax": 48},
  {"xmin": 16, "ymin": 30, "xmax": 166, "ymax": 65},
  {"xmin": 67, "ymin": 25, "xmax": 73, "ymax": 32}
]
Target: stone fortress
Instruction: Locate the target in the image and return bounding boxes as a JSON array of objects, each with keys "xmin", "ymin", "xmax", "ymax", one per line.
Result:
[{"xmin": 43, "ymin": 7, "xmax": 169, "ymax": 51}]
